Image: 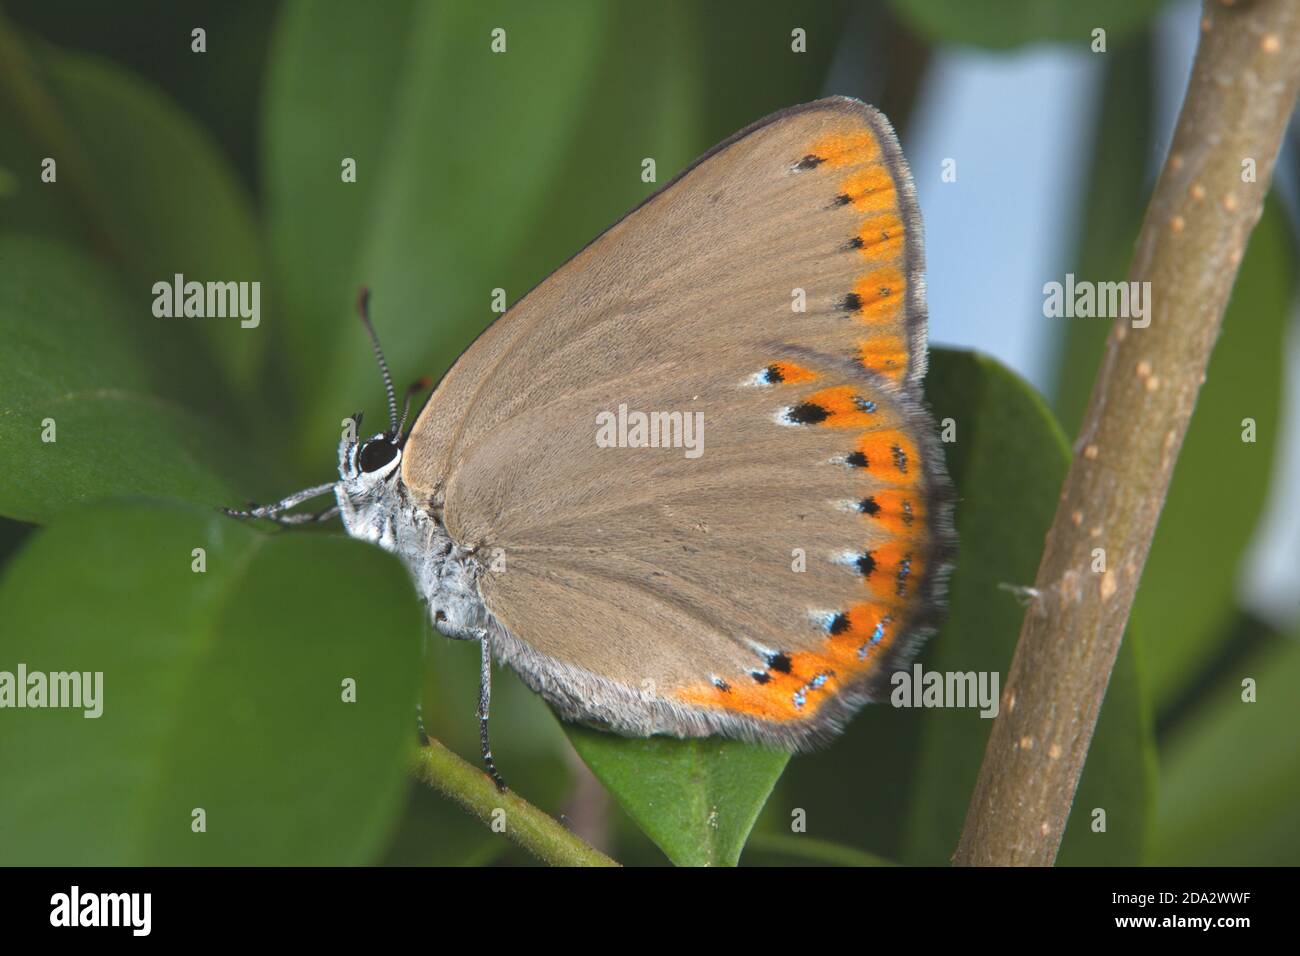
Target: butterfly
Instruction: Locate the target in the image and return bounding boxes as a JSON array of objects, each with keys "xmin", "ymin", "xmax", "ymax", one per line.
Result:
[{"xmin": 226, "ymin": 96, "xmax": 955, "ymax": 790}]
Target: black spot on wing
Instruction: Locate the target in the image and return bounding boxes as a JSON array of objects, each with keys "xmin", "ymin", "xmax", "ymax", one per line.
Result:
[
  {"xmin": 786, "ymin": 402, "xmax": 830, "ymax": 425},
  {"xmin": 766, "ymin": 652, "xmax": 793, "ymax": 674}
]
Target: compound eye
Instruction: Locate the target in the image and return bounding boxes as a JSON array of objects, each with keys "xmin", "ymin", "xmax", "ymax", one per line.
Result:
[{"xmin": 358, "ymin": 439, "xmax": 399, "ymax": 474}]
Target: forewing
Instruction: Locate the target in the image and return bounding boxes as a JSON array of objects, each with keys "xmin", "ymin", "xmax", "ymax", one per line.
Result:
[{"xmin": 405, "ymin": 96, "xmax": 928, "ymax": 497}]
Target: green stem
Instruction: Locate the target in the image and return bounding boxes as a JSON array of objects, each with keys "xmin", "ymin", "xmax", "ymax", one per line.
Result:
[{"xmin": 410, "ymin": 740, "xmax": 619, "ymax": 867}]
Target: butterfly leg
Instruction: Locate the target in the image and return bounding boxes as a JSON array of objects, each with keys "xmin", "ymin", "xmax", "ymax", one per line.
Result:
[
  {"xmin": 222, "ymin": 483, "xmax": 338, "ymax": 523},
  {"xmin": 478, "ymin": 634, "xmax": 507, "ymax": 793},
  {"xmin": 253, "ymin": 505, "xmax": 340, "ymax": 526}
]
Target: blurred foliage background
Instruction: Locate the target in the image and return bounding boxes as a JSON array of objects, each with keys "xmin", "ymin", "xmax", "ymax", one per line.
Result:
[{"xmin": 0, "ymin": 0, "xmax": 1296, "ymax": 866}]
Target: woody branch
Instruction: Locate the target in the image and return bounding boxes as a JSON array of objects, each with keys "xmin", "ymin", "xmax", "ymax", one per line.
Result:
[{"xmin": 955, "ymin": 0, "xmax": 1300, "ymax": 866}]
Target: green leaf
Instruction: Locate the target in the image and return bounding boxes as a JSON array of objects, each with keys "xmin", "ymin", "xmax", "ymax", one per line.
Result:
[
  {"xmin": 1152, "ymin": 634, "xmax": 1300, "ymax": 865},
  {"xmin": 902, "ymin": 349, "xmax": 1154, "ymax": 865},
  {"xmin": 0, "ymin": 237, "xmax": 257, "ymax": 523},
  {"xmin": 0, "ymin": 38, "xmax": 265, "ymax": 402},
  {"xmin": 2, "ymin": 0, "xmax": 280, "ymax": 193},
  {"xmin": 566, "ymin": 729, "xmax": 787, "ymax": 867},
  {"xmin": 888, "ymin": 0, "xmax": 1166, "ymax": 49},
  {"xmin": 0, "ymin": 501, "xmax": 423, "ymax": 865}
]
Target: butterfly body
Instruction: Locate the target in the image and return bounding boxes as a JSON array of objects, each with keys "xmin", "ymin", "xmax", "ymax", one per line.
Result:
[{"xmin": 335, "ymin": 435, "xmax": 490, "ymax": 640}]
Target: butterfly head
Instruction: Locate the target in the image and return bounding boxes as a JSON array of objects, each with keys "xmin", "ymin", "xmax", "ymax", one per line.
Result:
[
  {"xmin": 338, "ymin": 410, "xmax": 403, "ymax": 489},
  {"xmin": 336, "ymin": 288, "xmax": 430, "ymax": 496},
  {"xmin": 334, "ymin": 411, "xmax": 409, "ymax": 548}
]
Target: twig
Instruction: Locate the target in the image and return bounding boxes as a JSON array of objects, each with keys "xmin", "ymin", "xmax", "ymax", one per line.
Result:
[
  {"xmin": 954, "ymin": 0, "xmax": 1300, "ymax": 866},
  {"xmin": 410, "ymin": 740, "xmax": 620, "ymax": 867}
]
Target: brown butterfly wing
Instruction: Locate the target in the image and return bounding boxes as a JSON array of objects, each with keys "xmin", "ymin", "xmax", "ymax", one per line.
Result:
[
  {"xmin": 406, "ymin": 96, "xmax": 928, "ymax": 492},
  {"xmin": 403, "ymin": 97, "xmax": 953, "ymax": 746}
]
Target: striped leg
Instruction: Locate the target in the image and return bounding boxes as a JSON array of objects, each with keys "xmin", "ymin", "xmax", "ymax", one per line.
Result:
[{"xmin": 478, "ymin": 634, "xmax": 507, "ymax": 792}]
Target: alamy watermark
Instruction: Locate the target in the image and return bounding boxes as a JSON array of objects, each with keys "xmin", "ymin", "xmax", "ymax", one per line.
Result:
[
  {"xmin": 891, "ymin": 664, "xmax": 1000, "ymax": 718},
  {"xmin": 152, "ymin": 273, "xmax": 260, "ymax": 328},
  {"xmin": 50, "ymin": 886, "xmax": 150, "ymax": 936},
  {"xmin": 595, "ymin": 404, "xmax": 704, "ymax": 459},
  {"xmin": 1043, "ymin": 273, "xmax": 1151, "ymax": 329},
  {"xmin": 0, "ymin": 663, "xmax": 103, "ymax": 718}
]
